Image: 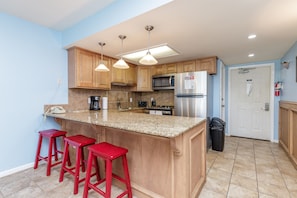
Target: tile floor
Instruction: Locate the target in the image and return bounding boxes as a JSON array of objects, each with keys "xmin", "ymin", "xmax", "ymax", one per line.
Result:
[
  {"xmin": 199, "ymin": 136, "xmax": 297, "ymax": 198},
  {"xmin": 0, "ymin": 136, "xmax": 296, "ymax": 198}
]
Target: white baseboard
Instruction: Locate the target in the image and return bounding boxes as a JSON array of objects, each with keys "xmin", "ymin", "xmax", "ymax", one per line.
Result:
[{"xmin": 0, "ymin": 162, "xmax": 35, "ymax": 178}]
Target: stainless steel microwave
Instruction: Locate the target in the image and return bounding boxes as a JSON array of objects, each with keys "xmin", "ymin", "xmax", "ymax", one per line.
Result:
[{"xmin": 152, "ymin": 74, "xmax": 175, "ymax": 90}]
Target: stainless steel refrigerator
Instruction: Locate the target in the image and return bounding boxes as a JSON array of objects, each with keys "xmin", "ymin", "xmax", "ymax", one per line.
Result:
[
  {"xmin": 174, "ymin": 71, "xmax": 212, "ymax": 118},
  {"xmin": 174, "ymin": 71, "xmax": 213, "ymax": 149}
]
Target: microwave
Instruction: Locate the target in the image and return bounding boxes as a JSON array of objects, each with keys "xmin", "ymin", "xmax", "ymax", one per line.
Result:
[{"xmin": 152, "ymin": 74, "xmax": 175, "ymax": 90}]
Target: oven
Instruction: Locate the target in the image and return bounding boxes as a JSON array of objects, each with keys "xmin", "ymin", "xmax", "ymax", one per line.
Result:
[{"xmin": 145, "ymin": 106, "xmax": 174, "ymax": 116}]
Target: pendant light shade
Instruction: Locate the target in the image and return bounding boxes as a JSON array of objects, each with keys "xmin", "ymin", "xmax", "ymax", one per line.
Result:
[
  {"xmin": 139, "ymin": 25, "xmax": 158, "ymax": 65},
  {"xmin": 95, "ymin": 42, "xmax": 109, "ymax": 72},
  {"xmin": 113, "ymin": 35, "xmax": 129, "ymax": 69}
]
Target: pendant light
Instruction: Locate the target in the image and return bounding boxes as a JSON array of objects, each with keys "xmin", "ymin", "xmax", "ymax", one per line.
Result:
[
  {"xmin": 113, "ymin": 35, "xmax": 129, "ymax": 69},
  {"xmin": 139, "ymin": 25, "xmax": 158, "ymax": 65},
  {"xmin": 95, "ymin": 42, "xmax": 109, "ymax": 72}
]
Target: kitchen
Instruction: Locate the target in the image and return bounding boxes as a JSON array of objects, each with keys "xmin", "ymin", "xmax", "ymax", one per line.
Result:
[{"xmin": 1, "ymin": 0, "xmax": 297, "ymax": 197}]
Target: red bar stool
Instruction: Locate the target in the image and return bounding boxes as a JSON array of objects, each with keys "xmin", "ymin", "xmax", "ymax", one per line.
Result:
[
  {"xmin": 34, "ymin": 129, "xmax": 70, "ymax": 176},
  {"xmin": 59, "ymin": 135, "xmax": 100, "ymax": 194},
  {"xmin": 83, "ymin": 142, "xmax": 132, "ymax": 198}
]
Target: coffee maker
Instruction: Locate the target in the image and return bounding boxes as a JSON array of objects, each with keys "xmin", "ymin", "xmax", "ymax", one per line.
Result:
[{"xmin": 89, "ymin": 96, "xmax": 101, "ymax": 110}]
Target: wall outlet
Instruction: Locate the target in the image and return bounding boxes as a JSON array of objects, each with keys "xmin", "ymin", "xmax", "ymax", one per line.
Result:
[
  {"xmin": 130, "ymin": 97, "xmax": 133, "ymax": 103},
  {"xmin": 87, "ymin": 97, "xmax": 91, "ymax": 104}
]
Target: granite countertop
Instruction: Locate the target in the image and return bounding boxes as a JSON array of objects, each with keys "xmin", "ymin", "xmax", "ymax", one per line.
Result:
[{"xmin": 46, "ymin": 110, "xmax": 205, "ymax": 138}]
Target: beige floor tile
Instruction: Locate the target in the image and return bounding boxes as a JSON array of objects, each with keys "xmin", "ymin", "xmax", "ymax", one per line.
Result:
[
  {"xmin": 258, "ymin": 182, "xmax": 290, "ymax": 198},
  {"xmin": 203, "ymin": 176, "xmax": 229, "ymax": 196},
  {"xmin": 207, "ymin": 167, "xmax": 232, "ymax": 183},
  {"xmin": 230, "ymin": 174, "xmax": 258, "ymax": 191},
  {"xmin": 212, "ymin": 156, "xmax": 234, "ymax": 173},
  {"xmin": 258, "ymin": 193, "xmax": 277, "ymax": 198},
  {"xmin": 282, "ymin": 173, "xmax": 297, "ymax": 192},
  {"xmin": 232, "ymin": 163, "xmax": 257, "ymax": 179},
  {"xmin": 227, "ymin": 184, "xmax": 258, "ymax": 198},
  {"xmin": 198, "ymin": 188, "xmax": 226, "ymax": 198},
  {"xmin": 257, "ymin": 172, "xmax": 286, "ymax": 187}
]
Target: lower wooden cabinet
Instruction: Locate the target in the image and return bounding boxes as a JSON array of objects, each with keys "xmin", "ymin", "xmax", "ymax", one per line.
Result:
[{"xmin": 279, "ymin": 101, "xmax": 297, "ymax": 169}]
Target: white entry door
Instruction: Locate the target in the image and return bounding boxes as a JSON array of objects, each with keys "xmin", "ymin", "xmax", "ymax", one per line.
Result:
[{"xmin": 229, "ymin": 65, "xmax": 272, "ymax": 140}]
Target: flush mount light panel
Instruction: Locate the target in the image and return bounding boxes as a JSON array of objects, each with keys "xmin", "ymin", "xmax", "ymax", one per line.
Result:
[
  {"xmin": 248, "ymin": 34, "xmax": 257, "ymax": 39},
  {"xmin": 122, "ymin": 44, "xmax": 179, "ymax": 62}
]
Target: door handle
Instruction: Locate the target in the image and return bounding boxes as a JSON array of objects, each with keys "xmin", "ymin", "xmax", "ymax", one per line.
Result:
[{"xmin": 261, "ymin": 102, "xmax": 269, "ymax": 111}]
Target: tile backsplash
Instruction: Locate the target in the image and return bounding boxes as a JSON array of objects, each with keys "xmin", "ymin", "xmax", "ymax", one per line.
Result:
[{"xmin": 45, "ymin": 86, "xmax": 174, "ymax": 112}]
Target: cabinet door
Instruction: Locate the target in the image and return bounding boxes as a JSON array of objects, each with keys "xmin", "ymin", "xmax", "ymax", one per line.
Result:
[
  {"xmin": 136, "ymin": 66, "xmax": 152, "ymax": 91},
  {"xmin": 196, "ymin": 57, "xmax": 217, "ymax": 74},
  {"xmin": 74, "ymin": 48, "xmax": 94, "ymax": 88},
  {"xmin": 279, "ymin": 107, "xmax": 290, "ymax": 153},
  {"xmin": 165, "ymin": 63, "xmax": 177, "ymax": 74},
  {"xmin": 152, "ymin": 65, "xmax": 165, "ymax": 76},
  {"xmin": 111, "ymin": 59, "xmax": 126, "ymax": 83},
  {"xmin": 93, "ymin": 55, "xmax": 111, "ymax": 89},
  {"xmin": 292, "ymin": 110, "xmax": 297, "ymax": 163},
  {"xmin": 126, "ymin": 66, "xmax": 137, "ymax": 85},
  {"xmin": 178, "ymin": 61, "xmax": 196, "ymax": 72}
]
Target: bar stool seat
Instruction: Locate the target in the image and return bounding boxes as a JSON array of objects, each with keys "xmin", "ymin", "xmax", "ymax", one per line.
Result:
[
  {"xmin": 83, "ymin": 142, "xmax": 132, "ymax": 198},
  {"xmin": 59, "ymin": 135, "xmax": 100, "ymax": 194},
  {"xmin": 34, "ymin": 129, "xmax": 70, "ymax": 176}
]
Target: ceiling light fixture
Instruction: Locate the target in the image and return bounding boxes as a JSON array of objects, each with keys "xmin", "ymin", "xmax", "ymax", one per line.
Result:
[
  {"xmin": 113, "ymin": 35, "xmax": 129, "ymax": 69},
  {"xmin": 248, "ymin": 34, "xmax": 257, "ymax": 39},
  {"xmin": 95, "ymin": 42, "xmax": 109, "ymax": 72},
  {"xmin": 122, "ymin": 44, "xmax": 179, "ymax": 62},
  {"xmin": 248, "ymin": 53, "xmax": 255, "ymax": 57},
  {"xmin": 139, "ymin": 25, "xmax": 158, "ymax": 65}
]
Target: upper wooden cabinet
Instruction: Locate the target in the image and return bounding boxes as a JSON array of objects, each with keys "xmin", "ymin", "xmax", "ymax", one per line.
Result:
[
  {"xmin": 165, "ymin": 63, "xmax": 177, "ymax": 74},
  {"xmin": 152, "ymin": 63, "xmax": 177, "ymax": 76},
  {"xmin": 196, "ymin": 56, "xmax": 217, "ymax": 74},
  {"xmin": 93, "ymin": 54, "xmax": 111, "ymax": 89},
  {"xmin": 111, "ymin": 59, "xmax": 137, "ymax": 85},
  {"xmin": 68, "ymin": 47, "xmax": 111, "ymax": 90},
  {"xmin": 132, "ymin": 66, "xmax": 153, "ymax": 92},
  {"xmin": 177, "ymin": 60, "xmax": 196, "ymax": 73}
]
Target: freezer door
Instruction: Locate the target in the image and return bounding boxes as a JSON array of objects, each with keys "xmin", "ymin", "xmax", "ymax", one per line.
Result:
[
  {"xmin": 175, "ymin": 71, "xmax": 207, "ymax": 95},
  {"xmin": 174, "ymin": 95, "xmax": 207, "ymax": 117}
]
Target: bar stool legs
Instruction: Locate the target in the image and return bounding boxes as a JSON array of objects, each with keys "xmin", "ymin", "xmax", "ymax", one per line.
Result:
[
  {"xmin": 83, "ymin": 142, "xmax": 132, "ymax": 198},
  {"xmin": 34, "ymin": 129, "xmax": 70, "ymax": 176},
  {"xmin": 59, "ymin": 135, "xmax": 100, "ymax": 194}
]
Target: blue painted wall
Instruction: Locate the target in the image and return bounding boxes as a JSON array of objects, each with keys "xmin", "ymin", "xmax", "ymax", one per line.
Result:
[
  {"xmin": 0, "ymin": 13, "xmax": 68, "ymax": 172},
  {"xmin": 280, "ymin": 41, "xmax": 297, "ymax": 101}
]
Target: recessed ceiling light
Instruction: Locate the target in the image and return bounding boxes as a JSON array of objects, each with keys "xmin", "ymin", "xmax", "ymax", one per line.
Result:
[
  {"xmin": 248, "ymin": 53, "xmax": 255, "ymax": 57},
  {"xmin": 248, "ymin": 34, "xmax": 256, "ymax": 39},
  {"xmin": 121, "ymin": 44, "xmax": 179, "ymax": 62}
]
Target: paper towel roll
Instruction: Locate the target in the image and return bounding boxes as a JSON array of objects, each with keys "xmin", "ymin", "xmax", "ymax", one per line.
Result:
[{"xmin": 102, "ymin": 97, "xmax": 108, "ymax": 110}]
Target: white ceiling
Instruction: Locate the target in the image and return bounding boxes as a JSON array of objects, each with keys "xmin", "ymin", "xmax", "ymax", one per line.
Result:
[{"xmin": 1, "ymin": 0, "xmax": 297, "ymax": 65}]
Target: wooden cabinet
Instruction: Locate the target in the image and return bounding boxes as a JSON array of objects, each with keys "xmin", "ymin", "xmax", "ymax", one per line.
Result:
[
  {"xmin": 126, "ymin": 66, "xmax": 137, "ymax": 85},
  {"xmin": 152, "ymin": 65, "xmax": 165, "ymax": 76},
  {"xmin": 133, "ymin": 66, "xmax": 152, "ymax": 92},
  {"xmin": 93, "ymin": 55, "xmax": 111, "ymax": 89},
  {"xmin": 68, "ymin": 47, "xmax": 111, "ymax": 90},
  {"xmin": 196, "ymin": 56, "xmax": 217, "ymax": 74},
  {"xmin": 111, "ymin": 59, "xmax": 137, "ymax": 85},
  {"xmin": 68, "ymin": 47, "xmax": 94, "ymax": 88},
  {"xmin": 279, "ymin": 101, "xmax": 297, "ymax": 169},
  {"xmin": 177, "ymin": 60, "xmax": 196, "ymax": 73},
  {"xmin": 165, "ymin": 63, "xmax": 177, "ymax": 74}
]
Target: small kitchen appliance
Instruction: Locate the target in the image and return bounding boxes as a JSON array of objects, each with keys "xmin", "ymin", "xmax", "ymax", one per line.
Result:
[{"xmin": 90, "ymin": 96, "xmax": 101, "ymax": 110}]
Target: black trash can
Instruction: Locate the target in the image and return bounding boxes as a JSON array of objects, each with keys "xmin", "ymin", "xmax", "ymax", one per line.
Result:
[{"xmin": 209, "ymin": 117, "xmax": 225, "ymax": 152}]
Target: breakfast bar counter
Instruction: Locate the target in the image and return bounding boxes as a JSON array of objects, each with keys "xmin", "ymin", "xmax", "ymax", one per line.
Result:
[{"xmin": 47, "ymin": 110, "xmax": 206, "ymax": 198}]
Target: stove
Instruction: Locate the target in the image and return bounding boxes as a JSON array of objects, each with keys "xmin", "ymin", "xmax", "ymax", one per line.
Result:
[{"xmin": 145, "ymin": 105, "xmax": 174, "ymax": 116}]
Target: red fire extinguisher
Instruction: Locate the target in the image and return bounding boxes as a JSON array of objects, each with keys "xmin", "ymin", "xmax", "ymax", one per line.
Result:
[{"xmin": 274, "ymin": 82, "xmax": 282, "ymax": 96}]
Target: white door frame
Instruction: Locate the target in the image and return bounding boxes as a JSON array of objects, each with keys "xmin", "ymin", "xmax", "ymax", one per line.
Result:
[
  {"xmin": 227, "ymin": 63, "xmax": 275, "ymax": 141},
  {"xmin": 219, "ymin": 61, "xmax": 226, "ymax": 121}
]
